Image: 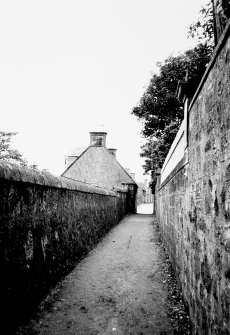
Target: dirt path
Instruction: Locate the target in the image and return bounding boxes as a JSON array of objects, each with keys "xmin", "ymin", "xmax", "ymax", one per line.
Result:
[{"xmin": 16, "ymin": 209, "xmax": 187, "ymax": 335}]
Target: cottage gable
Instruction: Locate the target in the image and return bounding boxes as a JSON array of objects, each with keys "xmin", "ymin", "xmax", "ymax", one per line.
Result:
[{"xmin": 62, "ymin": 133, "xmax": 136, "ymax": 190}]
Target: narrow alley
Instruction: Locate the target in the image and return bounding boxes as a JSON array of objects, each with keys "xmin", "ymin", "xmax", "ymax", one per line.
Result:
[{"xmin": 16, "ymin": 205, "xmax": 190, "ymax": 335}]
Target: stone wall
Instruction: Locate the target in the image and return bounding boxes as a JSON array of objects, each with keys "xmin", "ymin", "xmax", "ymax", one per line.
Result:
[
  {"xmin": 156, "ymin": 22, "xmax": 230, "ymax": 334},
  {"xmin": 0, "ymin": 161, "xmax": 130, "ymax": 333}
]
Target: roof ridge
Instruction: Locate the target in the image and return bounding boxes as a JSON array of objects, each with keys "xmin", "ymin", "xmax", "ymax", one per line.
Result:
[
  {"xmin": 62, "ymin": 145, "xmax": 137, "ymax": 186},
  {"xmin": 104, "ymin": 147, "xmax": 137, "ymax": 185}
]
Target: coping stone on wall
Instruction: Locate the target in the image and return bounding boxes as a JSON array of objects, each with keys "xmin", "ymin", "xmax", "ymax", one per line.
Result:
[
  {"xmin": 158, "ymin": 156, "xmax": 188, "ymax": 191},
  {"xmin": 112, "ymin": 186, "xmax": 129, "ymax": 193},
  {"xmin": 0, "ymin": 161, "xmax": 116, "ymax": 197}
]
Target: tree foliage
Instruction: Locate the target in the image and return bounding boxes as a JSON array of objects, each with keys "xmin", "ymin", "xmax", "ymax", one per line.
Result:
[
  {"xmin": 132, "ymin": 1, "xmax": 215, "ymax": 190},
  {"xmin": 188, "ymin": 1, "xmax": 214, "ymax": 46},
  {"xmin": 132, "ymin": 44, "xmax": 212, "ymax": 188},
  {"xmin": 132, "ymin": 43, "xmax": 212, "ymax": 139},
  {"xmin": 0, "ymin": 131, "xmax": 27, "ymax": 165}
]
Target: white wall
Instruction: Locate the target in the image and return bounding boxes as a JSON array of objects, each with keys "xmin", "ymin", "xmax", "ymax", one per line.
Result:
[{"xmin": 160, "ymin": 120, "xmax": 186, "ymax": 184}]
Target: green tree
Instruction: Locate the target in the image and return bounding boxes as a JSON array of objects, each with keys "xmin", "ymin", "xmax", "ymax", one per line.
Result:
[{"xmin": 0, "ymin": 131, "xmax": 27, "ymax": 165}]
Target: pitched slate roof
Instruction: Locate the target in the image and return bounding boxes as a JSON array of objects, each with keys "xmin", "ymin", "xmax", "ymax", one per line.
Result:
[{"xmin": 62, "ymin": 145, "xmax": 136, "ymax": 190}]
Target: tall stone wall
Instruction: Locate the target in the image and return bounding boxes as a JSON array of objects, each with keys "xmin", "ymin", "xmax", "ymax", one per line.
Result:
[
  {"xmin": 156, "ymin": 23, "xmax": 230, "ymax": 334},
  {"xmin": 0, "ymin": 161, "xmax": 130, "ymax": 333}
]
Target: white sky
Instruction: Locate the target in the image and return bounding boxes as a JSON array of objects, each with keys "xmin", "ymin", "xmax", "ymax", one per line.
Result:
[{"xmin": 0, "ymin": 0, "xmax": 206, "ymax": 182}]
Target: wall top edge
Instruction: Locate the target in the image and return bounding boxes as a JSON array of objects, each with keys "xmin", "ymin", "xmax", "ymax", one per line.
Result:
[
  {"xmin": 158, "ymin": 157, "xmax": 188, "ymax": 191},
  {"xmin": 0, "ymin": 161, "xmax": 116, "ymax": 196},
  {"xmin": 161, "ymin": 119, "xmax": 185, "ymax": 176}
]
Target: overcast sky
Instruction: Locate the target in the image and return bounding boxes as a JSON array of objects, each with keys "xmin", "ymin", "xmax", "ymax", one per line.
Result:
[{"xmin": 1, "ymin": 0, "xmax": 206, "ymax": 182}]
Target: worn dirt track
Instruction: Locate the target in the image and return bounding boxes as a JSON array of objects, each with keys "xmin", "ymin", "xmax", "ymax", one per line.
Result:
[{"xmin": 17, "ymin": 205, "xmax": 176, "ymax": 335}]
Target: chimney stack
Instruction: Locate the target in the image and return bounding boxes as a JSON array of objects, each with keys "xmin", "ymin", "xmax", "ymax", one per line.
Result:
[{"xmin": 90, "ymin": 132, "xmax": 107, "ymax": 147}]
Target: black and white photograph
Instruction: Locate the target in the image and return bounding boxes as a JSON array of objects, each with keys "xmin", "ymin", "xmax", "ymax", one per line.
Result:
[{"xmin": 1, "ymin": 1, "xmax": 230, "ymax": 334}]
